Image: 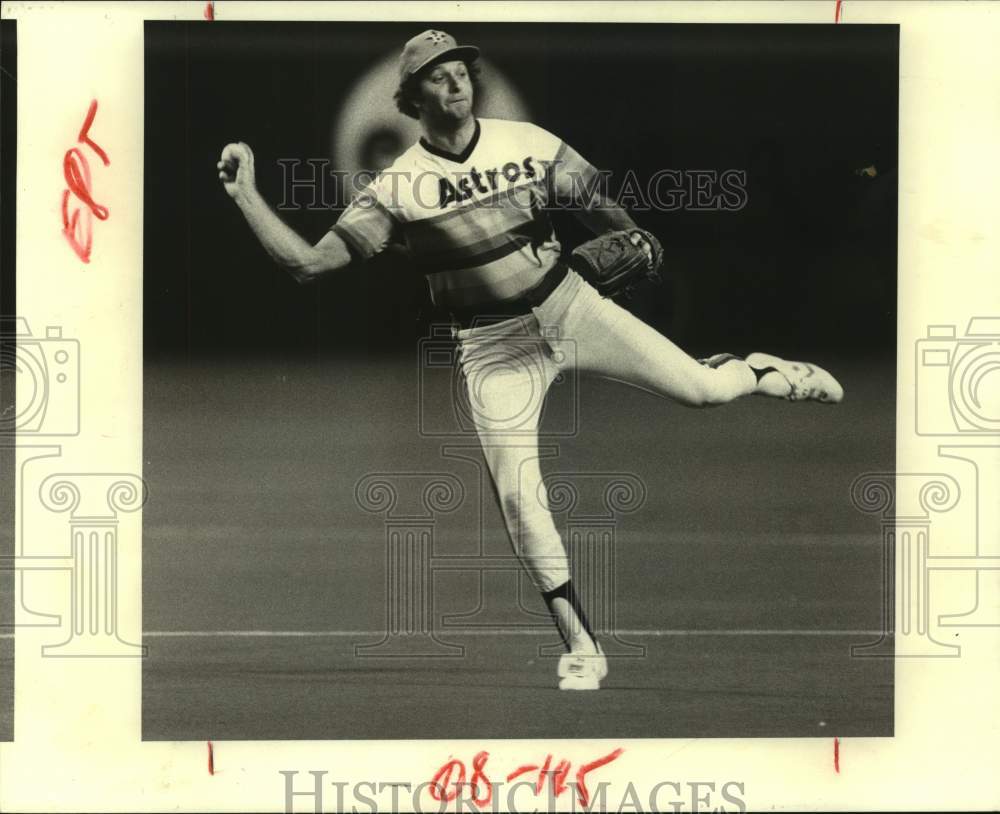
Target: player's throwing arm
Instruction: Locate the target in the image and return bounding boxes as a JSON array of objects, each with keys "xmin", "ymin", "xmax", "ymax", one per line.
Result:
[{"xmin": 217, "ymin": 141, "xmax": 352, "ymax": 282}]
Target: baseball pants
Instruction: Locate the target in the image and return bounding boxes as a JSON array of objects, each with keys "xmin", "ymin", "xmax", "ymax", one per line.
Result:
[{"xmin": 455, "ymin": 269, "xmax": 757, "ymax": 592}]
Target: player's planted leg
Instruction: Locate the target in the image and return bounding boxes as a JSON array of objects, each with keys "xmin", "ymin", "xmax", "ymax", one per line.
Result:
[{"xmin": 458, "ymin": 324, "xmax": 611, "ymax": 689}]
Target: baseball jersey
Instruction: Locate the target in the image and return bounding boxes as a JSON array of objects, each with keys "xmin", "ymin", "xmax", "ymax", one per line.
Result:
[{"xmin": 332, "ymin": 118, "xmax": 596, "ymax": 310}]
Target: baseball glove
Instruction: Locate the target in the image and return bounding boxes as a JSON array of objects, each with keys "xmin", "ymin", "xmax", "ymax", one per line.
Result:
[{"xmin": 568, "ymin": 228, "xmax": 664, "ymax": 299}]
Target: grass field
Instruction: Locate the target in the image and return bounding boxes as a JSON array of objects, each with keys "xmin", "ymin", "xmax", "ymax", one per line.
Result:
[{"xmin": 131, "ymin": 351, "xmax": 896, "ymax": 740}]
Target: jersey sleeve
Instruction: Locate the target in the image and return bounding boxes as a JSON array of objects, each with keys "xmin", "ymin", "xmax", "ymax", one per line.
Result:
[
  {"xmin": 330, "ymin": 174, "xmax": 401, "ymax": 260},
  {"xmin": 523, "ymin": 123, "xmax": 601, "ymax": 207}
]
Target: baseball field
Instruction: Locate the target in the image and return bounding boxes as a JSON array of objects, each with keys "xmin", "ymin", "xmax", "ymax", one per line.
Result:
[{"xmin": 139, "ymin": 352, "xmax": 894, "ymax": 741}]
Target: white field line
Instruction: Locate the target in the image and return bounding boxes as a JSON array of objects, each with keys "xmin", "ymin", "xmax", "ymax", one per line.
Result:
[
  {"xmin": 157, "ymin": 628, "xmax": 882, "ymax": 637},
  {"xmin": 0, "ymin": 629, "xmax": 886, "ymax": 639}
]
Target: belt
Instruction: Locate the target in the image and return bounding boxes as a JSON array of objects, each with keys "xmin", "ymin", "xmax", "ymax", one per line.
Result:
[{"xmin": 448, "ymin": 262, "xmax": 569, "ymax": 329}]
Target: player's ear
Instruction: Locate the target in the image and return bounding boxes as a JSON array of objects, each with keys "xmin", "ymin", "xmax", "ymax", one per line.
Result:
[{"xmin": 411, "ymin": 86, "xmax": 425, "ymax": 113}]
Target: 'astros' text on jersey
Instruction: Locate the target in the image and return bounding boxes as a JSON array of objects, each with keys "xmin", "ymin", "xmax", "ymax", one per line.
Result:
[{"xmin": 332, "ymin": 118, "xmax": 596, "ymax": 310}]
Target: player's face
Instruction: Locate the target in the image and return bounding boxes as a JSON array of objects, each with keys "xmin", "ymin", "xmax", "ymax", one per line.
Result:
[{"xmin": 416, "ymin": 60, "xmax": 474, "ymax": 124}]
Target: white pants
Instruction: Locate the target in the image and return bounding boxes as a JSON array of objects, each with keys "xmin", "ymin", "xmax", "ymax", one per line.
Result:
[{"xmin": 455, "ymin": 270, "xmax": 756, "ymax": 592}]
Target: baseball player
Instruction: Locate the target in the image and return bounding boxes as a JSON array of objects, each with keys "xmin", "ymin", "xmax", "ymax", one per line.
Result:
[{"xmin": 218, "ymin": 30, "xmax": 843, "ymax": 690}]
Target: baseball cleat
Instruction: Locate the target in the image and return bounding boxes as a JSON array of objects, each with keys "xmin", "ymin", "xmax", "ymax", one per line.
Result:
[
  {"xmin": 746, "ymin": 352, "xmax": 844, "ymax": 404},
  {"xmin": 557, "ymin": 642, "xmax": 608, "ymax": 691}
]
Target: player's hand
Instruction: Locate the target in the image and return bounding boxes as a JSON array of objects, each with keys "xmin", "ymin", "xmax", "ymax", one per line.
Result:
[
  {"xmin": 628, "ymin": 230, "xmax": 655, "ymax": 269},
  {"xmin": 217, "ymin": 142, "xmax": 257, "ymax": 200}
]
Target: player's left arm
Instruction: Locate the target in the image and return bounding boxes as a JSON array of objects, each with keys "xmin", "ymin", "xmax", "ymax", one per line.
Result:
[
  {"xmin": 548, "ymin": 143, "xmax": 637, "ymax": 233},
  {"xmin": 547, "ymin": 141, "xmax": 653, "ymax": 260},
  {"xmin": 572, "ymin": 191, "xmax": 638, "ymax": 234}
]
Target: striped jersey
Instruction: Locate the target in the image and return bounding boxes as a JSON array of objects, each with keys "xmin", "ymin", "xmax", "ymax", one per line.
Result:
[{"xmin": 332, "ymin": 118, "xmax": 595, "ymax": 310}]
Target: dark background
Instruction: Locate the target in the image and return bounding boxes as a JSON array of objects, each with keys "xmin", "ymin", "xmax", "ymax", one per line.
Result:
[
  {"xmin": 0, "ymin": 18, "xmax": 16, "ymax": 742},
  {"xmin": 144, "ymin": 22, "xmax": 898, "ymax": 361}
]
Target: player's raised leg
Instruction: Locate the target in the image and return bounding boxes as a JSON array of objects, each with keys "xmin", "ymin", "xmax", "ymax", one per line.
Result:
[
  {"xmin": 540, "ymin": 274, "xmax": 756, "ymax": 405},
  {"xmin": 543, "ymin": 273, "xmax": 843, "ymax": 406}
]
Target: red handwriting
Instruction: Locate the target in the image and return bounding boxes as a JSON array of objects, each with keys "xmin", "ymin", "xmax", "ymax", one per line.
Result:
[
  {"xmin": 429, "ymin": 747, "xmax": 623, "ymax": 808},
  {"xmin": 834, "ymin": 737, "xmax": 840, "ymax": 773},
  {"xmin": 430, "ymin": 751, "xmax": 492, "ymax": 808},
  {"xmin": 61, "ymin": 100, "xmax": 109, "ymax": 264},
  {"xmin": 508, "ymin": 754, "xmax": 572, "ymax": 797},
  {"xmin": 77, "ymin": 100, "xmax": 109, "ymax": 166},
  {"xmin": 204, "ymin": 1, "xmax": 215, "ymax": 20},
  {"xmin": 207, "ymin": 740, "xmax": 215, "ymax": 775},
  {"xmin": 835, "ymin": 0, "xmax": 843, "ymax": 23}
]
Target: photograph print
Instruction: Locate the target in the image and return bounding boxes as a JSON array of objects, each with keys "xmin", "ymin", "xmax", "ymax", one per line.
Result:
[{"xmin": 142, "ymin": 20, "xmax": 898, "ymax": 740}]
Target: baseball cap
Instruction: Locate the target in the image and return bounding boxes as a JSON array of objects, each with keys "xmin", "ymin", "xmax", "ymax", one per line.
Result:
[{"xmin": 398, "ymin": 30, "xmax": 480, "ymax": 82}]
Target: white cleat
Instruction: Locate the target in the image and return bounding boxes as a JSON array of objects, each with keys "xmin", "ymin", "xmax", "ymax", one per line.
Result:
[
  {"xmin": 745, "ymin": 352, "xmax": 844, "ymax": 404},
  {"xmin": 557, "ymin": 643, "xmax": 608, "ymax": 691}
]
